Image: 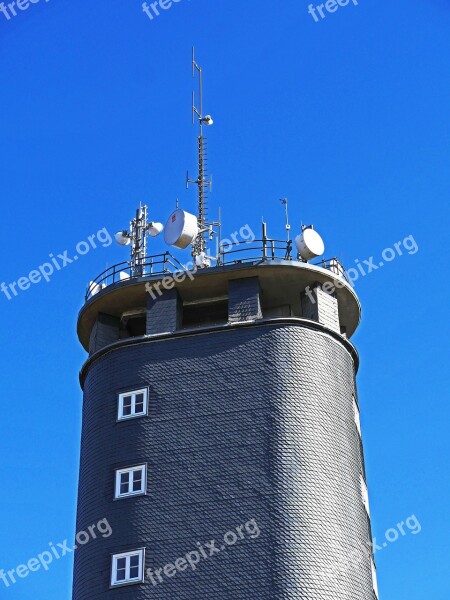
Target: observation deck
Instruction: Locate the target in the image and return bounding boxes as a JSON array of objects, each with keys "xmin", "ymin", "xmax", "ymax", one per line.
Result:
[{"xmin": 78, "ymin": 238, "xmax": 361, "ymax": 354}]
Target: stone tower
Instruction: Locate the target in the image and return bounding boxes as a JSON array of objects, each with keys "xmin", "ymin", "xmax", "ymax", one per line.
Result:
[{"xmin": 72, "ymin": 226, "xmax": 379, "ymax": 599}]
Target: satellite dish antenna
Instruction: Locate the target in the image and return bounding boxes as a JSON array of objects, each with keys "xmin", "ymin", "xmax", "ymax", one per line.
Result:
[
  {"xmin": 89, "ymin": 281, "xmax": 105, "ymax": 296},
  {"xmin": 148, "ymin": 222, "xmax": 164, "ymax": 237},
  {"xmin": 202, "ymin": 115, "xmax": 214, "ymax": 126},
  {"xmin": 115, "ymin": 231, "xmax": 131, "ymax": 246},
  {"xmin": 295, "ymin": 226, "xmax": 325, "ymax": 260},
  {"xmin": 164, "ymin": 209, "xmax": 199, "ymax": 249},
  {"xmin": 195, "ymin": 251, "xmax": 211, "ymax": 268}
]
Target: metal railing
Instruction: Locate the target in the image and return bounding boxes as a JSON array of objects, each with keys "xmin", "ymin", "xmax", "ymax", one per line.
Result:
[
  {"xmin": 217, "ymin": 238, "xmax": 294, "ymax": 265},
  {"xmin": 85, "ymin": 240, "xmax": 348, "ymax": 301},
  {"xmin": 314, "ymin": 257, "xmax": 349, "ymax": 280},
  {"xmin": 85, "ymin": 253, "xmax": 186, "ymax": 301},
  {"xmin": 216, "ymin": 240, "xmax": 348, "ymax": 281}
]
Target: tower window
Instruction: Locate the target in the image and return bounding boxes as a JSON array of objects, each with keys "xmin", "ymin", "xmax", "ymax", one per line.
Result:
[
  {"xmin": 353, "ymin": 394, "xmax": 361, "ymax": 436},
  {"xmin": 111, "ymin": 549, "xmax": 145, "ymax": 587},
  {"xmin": 370, "ymin": 557, "xmax": 379, "ymax": 598},
  {"xmin": 182, "ymin": 297, "xmax": 228, "ymax": 329},
  {"xmin": 118, "ymin": 388, "xmax": 148, "ymax": 420},
  {"xmin": 115, "ymin": 465, "xmax": 147, "ymax": 499},
  {"xmin": 360, "ymin": 474, "xmax": 370, "ymax": 516}
]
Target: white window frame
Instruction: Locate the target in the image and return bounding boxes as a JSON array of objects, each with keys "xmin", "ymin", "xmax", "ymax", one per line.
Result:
[
  {"xmin": 117, "ymin": 388, "xmax": 148, "ymax": 421},
  {"xmin": 111, "ymin": 549, "xmax": 145, "ymax": 587},
  {"xmin": 360, "ymin": 474, "xmax": 370, "ymax": 516},
  {"xmin": 371, "ymin": 557, "xmax": 379, "ymax": 598},
  {"xmin": 115, "ymin": 465, "xmax": 147, "ymax": 499},
  {"xmin": 353, "ymin": 394, "xmax": 361, "ymax": 436}
]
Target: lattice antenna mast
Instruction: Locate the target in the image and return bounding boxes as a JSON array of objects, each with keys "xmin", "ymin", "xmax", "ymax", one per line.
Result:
[
  {"xmin": 187, "ymin": 48, "xmax": 214, "ymax": 259},
  {"xmin": 115, "ymin": 204, "xmax": 164, "ymax": 276},
  {"xmin": 130, "ymin": 204, "xmax": 148, "ymax": 276}
]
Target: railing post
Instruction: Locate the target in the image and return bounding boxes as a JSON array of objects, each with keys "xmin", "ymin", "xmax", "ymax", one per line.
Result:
[{"xmin": 285, "ymin": 240, "xmax": 292, "ymax": 260}]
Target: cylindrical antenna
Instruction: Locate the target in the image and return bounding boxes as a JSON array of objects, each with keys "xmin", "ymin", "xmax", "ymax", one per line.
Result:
[{"xmin": 262, "ymin": 220, "xmax": 268, "ymax": 260}]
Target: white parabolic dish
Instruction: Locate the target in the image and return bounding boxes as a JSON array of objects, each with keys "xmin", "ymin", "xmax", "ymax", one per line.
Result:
[
  {"xmin": 295, "ymin": 228, "xmax": 325, "ymax": 260},
  {"xmin": 114, "ymin": 232, "xmax": 131, "ymax": 246},
  {"xmin": 164, "ymin": 209, "xmax": 199, "ymax": 249}
]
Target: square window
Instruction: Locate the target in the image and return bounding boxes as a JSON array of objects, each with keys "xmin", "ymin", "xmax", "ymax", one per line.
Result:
[
  {"xmin": 371, "ymin": 557, "xmax": 379, "ymax": 598},
  {"xmin": 115, "ymin": 465, "xmax": 147, "ymax": 499},
  {"xmin": 118, "ymin": 388, "xmax": 148, "ymax": 421},
  {"xmin": 111, "ymin": 549, "xmax": 145, "ymax": 587},
  {"xmin": 353, "ymin": 395, "xmax": 362, "ymax": 436},
  {"xmin": 360, "ymin": 474, "xmax": 370, "ymax": 516}
]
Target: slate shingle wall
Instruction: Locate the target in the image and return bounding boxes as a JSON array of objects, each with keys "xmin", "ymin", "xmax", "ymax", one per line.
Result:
[
  {"xmin": 73, "ymin": 322, "xmax": 375, "ymax": 600},
  {"xmin": 228, "ymin": 277, "xmax": 263, "ymax": 322},
  {"xmin": 89, "ymin": 313, "xmax": 121, "ymax": 355},
  {"xmin": 301, "ymin": 286, "xmax": 340, "ymax": 333},
  {"xmin": 146, "ymin": 288, "xmax": 182, "ymax": 335}
]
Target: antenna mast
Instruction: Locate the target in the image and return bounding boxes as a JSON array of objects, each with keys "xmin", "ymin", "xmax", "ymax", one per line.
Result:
[
  {"xmin": 115, "ymin": 204, "xmax": 164, "ymax": 276},
  {"xmin": 280, "ymin": 198, "xmax": 291, "ymax": 242},
  {"xmin": 130, "ymin": 204, "xmax": 148, "ymax": 276},
  {"xmin": 187, "ymin": 48, "xmax": 213, "ymax": 260}
]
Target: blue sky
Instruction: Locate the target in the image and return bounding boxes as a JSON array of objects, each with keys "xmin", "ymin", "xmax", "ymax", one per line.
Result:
[{"xmin": 0, "ymin": 0, "xmax": 449, "ymax": 598}]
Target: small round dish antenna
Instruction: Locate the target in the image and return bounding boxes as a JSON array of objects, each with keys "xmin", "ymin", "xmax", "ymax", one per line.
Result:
[
  {"xmin": 195, "ymin": 251, "xmax": 211, "ymax": 268},
  {"xmin": 295, "ymin": 226, "xmax": 325, "ymax": 260},
  {"xmin": 164, "ymin": 209, "xmax": 199, "ymax": 249},
  {"xmin": 148, "ymin": 222, "xmax": 164, "ymax": 237},
  {"xmin": 115, "ymin": 231, "xmax": 131, "ymax": 246}
]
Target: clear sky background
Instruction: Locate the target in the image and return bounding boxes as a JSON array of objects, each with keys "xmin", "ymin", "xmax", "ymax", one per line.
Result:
[{"xmin": 0, "ymin": 0, "xmax": 449, "ymax": 598}]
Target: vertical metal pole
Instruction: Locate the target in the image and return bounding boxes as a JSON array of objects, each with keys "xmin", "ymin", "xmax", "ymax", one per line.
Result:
[
  {"xmin": 285, "ymin": 200, "xmax": 290, "ymax": 242},
  {"xmin": 262, "ymin": 221, "xmax": 267, "ymax": 260},
  {"xmin": 216, "ymin": 207, "xmax": 222, "ymax": 265}
]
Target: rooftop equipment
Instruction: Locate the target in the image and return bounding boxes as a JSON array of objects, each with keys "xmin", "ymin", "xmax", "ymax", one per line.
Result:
[{"xmin": 295, "ymin": 225, "xmax": 325, "ymax": 260}]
